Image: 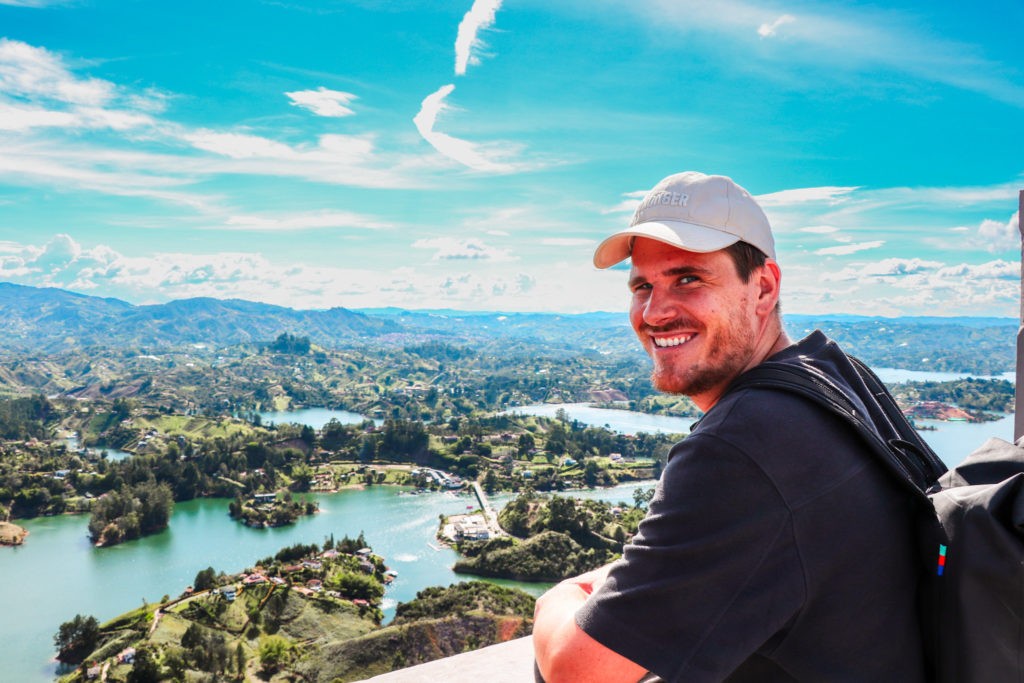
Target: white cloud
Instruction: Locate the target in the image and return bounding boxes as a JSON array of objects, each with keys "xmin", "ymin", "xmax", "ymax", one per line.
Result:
[
  {"xmin": 541, "ymin": 238, "xmax": 594, "ymax": 247},
  {"xmin": 0, "ymin": 39, "xmax": 162, "ymax": 134},
  {"xmin": 814, "ymin": 240, "xmax": 885, "ymax": 256},
  {"xmin": 413, "ymin": 84, "xmax": 524, "ymax": 172},
  {"xmin": 0, "ymin": 39, "xmax": 113, "ymax": 106},
  {"xmin": 787, "ymin": 255, "xmax": 1021, "ymax": 317},
  {"xmin": 799, "ymin": 225, "xmax": 840, "ymax": 234},
  {"xmin": 602, "ymin": 191, "xmax": 647, "ymax": 215},
  {"xmin": 0, "ymin": 102, "xmax": 78, "ymax": 131},
  {"xmin": 412, "ymin": 237, "xmax": 513, "ymax": 261},
  {"xmin": 0, "ymin": 39, "xmax": 461, "ymax": 203},
  {"xmin": 975, "ymin": 211, "xmax": 1020, "ymax": 253},
  {"xmin": 454, "ymin": 0, "xmax": 503, "ymax": 76},
  {"xmin": 0, "ymin": 233, "xmax": 579, "ymax": 311},
  {"xmin": 859, "ymin": 257, "xmax": 943, "ymax": 277},
  {"xmin": 935, "ymin": 260, "xmax": 1019, "ymax": 281},
  {"xmin": 756, "ymin": 186, "xmax": 858, "ymax": 207},
  {"xmin": 758, "ymin": 14, "xmax": 795, "ymax": 39},
  {"xmin": 221, "ymin": 211, "xmax": 391, "ymax": 232},
  {"xmin": 285, "ymin": 87, "xmax": 358, "ymax": 117},
  {"xmin": 184, "ymin": 131, "xmax": 297, "ymax": 160}
]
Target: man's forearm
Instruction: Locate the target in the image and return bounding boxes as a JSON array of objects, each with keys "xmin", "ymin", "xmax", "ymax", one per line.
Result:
[{"xmin": 533, "ymin": 567, "xmax": 648, "ymax": 682}]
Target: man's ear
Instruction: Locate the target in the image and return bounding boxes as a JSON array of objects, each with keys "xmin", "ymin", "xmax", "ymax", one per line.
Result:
[{"xmin": 754, "ymin": 260, "xmax": 782, "ymax": 315}]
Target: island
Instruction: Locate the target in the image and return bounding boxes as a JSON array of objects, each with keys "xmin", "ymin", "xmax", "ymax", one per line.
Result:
[
  {"xmin": 228, "ymin": 491, "xmax": 318, "ymax": 528},
  {"xmin": 0, "ymin": 520, "xmax": 27, "ymax": 546},
  {"xmin": 445, "ymin": 489, "xmax": 651, "ymax": 582}
]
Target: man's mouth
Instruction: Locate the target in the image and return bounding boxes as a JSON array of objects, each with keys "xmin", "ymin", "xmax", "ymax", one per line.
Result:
[{"xmin": 652, "ymin": 334, "xmax": 694, "ymax": 348}]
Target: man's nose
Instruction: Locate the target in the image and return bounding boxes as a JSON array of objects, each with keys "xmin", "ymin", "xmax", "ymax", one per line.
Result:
[{"xmin": 642, "ymin": 289, "xmax": 678, "ymax": 327}]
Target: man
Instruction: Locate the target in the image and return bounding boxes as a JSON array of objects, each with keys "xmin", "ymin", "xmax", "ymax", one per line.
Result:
[{"xmin": 532, "ymin": 172, "xmax": 926, "ymax": 682}]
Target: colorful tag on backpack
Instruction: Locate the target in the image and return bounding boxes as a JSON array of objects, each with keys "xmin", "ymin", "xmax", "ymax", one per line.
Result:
[{"xmin": 937, "ymin": 544, "xmax": 947, "ymax": 576}]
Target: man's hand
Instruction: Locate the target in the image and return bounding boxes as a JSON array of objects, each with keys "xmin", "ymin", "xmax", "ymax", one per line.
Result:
[
  {"xmin": 558, "ymin": 563, "xmax": 613, "ymax": 596},
  {"xmin": 533, "ymin": 563, "xmax": 648, "ymax": 683}
]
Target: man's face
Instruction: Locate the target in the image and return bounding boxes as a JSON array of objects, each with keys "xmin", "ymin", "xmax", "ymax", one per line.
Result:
[{"xmin": 628, "ymin": 238, "xmax": 765, "ymax": 408}]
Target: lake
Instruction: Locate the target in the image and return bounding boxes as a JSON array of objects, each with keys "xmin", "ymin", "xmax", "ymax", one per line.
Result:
[
  {"xmin": 505, "ymin": 402, "xmax": 1016, "ymax": 469},
  {"xmin": 255, "ymin": 407, "xmax": 376, "ymax": 429},
  {"xmin": 6, "ymin": 402, "xmax": 1016, "ymax": 681},
  {"xmin": 502, "ymin": 402, "xmax": 697, "ymax": 435},
  {"xmin": 1, "ymin": 486, "xmax": 558, "ymax": 682},
  {"xmin": 874, "ymin": 367, "xmax": 1016, "ymax": 384},
  {"xmin": 63, "ymin": 434, "xmax": 135, "ymax": 462}
]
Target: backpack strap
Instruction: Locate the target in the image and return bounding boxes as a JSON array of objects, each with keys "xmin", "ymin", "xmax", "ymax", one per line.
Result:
[
  {"xmin": 846, "ymin": 356, "xmax": 947, "ymax": 486},
  {"xmin": 731, "ymin": 360, "xmax": 944, "ymax": 499}
]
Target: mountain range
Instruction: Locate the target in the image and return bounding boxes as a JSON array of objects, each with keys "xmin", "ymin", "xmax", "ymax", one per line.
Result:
[{"xmin": 0, "ymin": 282, "xmax": 1017, "ymax": 373}]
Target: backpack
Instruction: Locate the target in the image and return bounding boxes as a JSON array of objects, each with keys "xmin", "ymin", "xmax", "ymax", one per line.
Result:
[{"xmin": 735, "ymin": 356, "xmax": 1024, "ymax": 683}]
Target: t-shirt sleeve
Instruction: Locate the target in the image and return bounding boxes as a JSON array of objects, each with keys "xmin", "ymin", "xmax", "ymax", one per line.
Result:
[{"xmin": 575, "ymin": 433, "xmax": 806, "ymax": 683}]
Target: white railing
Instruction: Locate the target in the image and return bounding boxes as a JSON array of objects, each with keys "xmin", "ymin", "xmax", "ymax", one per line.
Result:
[{"xmin": 355, "ymin": 636, "xmax": 535, "ymax": 682}]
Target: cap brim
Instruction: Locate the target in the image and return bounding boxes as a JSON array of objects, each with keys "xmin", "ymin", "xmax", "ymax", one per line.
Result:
[{"xmin": 593, "ymin": 220, "xmax": 741, "ymax": 269}]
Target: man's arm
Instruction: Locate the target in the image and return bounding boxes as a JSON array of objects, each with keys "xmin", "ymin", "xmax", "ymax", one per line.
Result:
[{"xmin": 533, "ymin": 565, "xmax": 649, "ymax": 683}]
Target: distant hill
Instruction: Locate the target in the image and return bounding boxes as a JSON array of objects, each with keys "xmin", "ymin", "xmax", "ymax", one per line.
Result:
[
  {"xmin": 0, "ymin": 282, "xmax": 1017, "ymax": 372},
  {"xmin": 0, "ymin": 283, "xmax": 392, "ymax": 353}
]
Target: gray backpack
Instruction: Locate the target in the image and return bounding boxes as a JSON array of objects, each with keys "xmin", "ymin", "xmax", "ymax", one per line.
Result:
[{"xmin": 737, "ymin": 357, "xmax": 1024, "ymax": 683}]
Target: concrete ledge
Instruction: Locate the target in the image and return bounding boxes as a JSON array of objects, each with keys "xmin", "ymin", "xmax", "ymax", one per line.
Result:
[{"xmin": 356, "ymin": 636, "xmax": 535, "ymax": 682}]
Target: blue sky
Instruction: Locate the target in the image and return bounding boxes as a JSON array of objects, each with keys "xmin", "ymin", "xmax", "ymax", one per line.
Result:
[{"xmin": 0, "ymin": 0, "xmax": 1022, "ymax": 317}]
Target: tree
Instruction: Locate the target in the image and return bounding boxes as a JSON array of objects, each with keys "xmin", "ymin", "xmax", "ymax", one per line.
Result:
[
  {"xmin": 235, "ymin": 642, "xmax": 247, "ymax": 676},
  {"xmin": 127, "ymin": 646, "xmax": 160, "ymax": 683},
  {"xmin": 258, "ymin": 634, "xmax": 292, "ymax": 673},
  {"xmin": 633, "ymin": 487, "xmax": 655, "ymax": 509},
  {"xmin": 483, "ymin": 469, "xmax": 499, "ymax": 495},
  {"xmin": 289, "ymin": 463, "xmax": 314, "ymax": 492},
  {"xmin": 53, "ymin": 614, "xmax": 100, "ymax": 663},
  {"xmin": 193, "ymin": 566, "xmax": 218, "ymax": 591}
]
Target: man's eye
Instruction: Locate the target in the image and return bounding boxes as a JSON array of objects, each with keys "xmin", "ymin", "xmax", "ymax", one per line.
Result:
[{"xmin": 678, "ymin": 276, "xmax": 699, "ymax": 285}]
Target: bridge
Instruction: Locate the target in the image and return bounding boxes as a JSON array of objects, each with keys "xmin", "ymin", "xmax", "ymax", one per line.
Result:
[{"xmin": 471, "ymin": 481, "xmax": 504, "ymax": 537}]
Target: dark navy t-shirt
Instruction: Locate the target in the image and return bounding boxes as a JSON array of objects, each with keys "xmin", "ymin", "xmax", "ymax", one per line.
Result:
[{"xmin": 575, "ymin": 332, "xmax": 926, "ymax": 682}]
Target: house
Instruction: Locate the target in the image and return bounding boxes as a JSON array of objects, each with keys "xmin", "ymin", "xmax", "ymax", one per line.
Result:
[
  {"xmin": 117, "ymin": 647, "xmax": 136, "ymax": 664},
  {"xmin": 253, "ymin": 492, "xmax": 277, "ymax": 504},
  {"xmin": 222, "ymin": 587, "xmax": 237, "ymax": 601},
  {"xmin": 455, "ymin": 516, "xmax": 491, "ymax": 541},
  {"xmin": 86, "ymin": 664, "xmax": 102, "ymax": 679},
  {"xmin": 306, "ymin": 579, "xmax": 323, "ymax": 592},
  {"xmin": 243, "ymin": 573, "xmax": 267, "ymax": 585}
]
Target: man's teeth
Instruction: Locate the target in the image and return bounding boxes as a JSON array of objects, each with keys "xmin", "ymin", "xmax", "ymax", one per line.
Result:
[{"xmin": 654, "ymin": 335, "xmax": 693, "ymax": 348}]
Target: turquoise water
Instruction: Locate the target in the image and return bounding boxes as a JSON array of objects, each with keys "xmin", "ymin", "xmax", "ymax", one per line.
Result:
[
  {"xmin": 1, "ymin": 486, "xmax": 540, "ymax": 682},
  {"xmin": 502, "ymin": 402, "xmax": 697, "ymax": 435},
  {"xmin": 256, "ymin": 407, "xmax": 375, "ymax": 429},
  {"xmin": 4, "ymin": 407, "xmax": 1015, "ymax": 680}
]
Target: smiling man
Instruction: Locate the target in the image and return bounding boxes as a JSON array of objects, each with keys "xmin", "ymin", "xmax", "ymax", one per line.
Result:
[{"xmin": 532, "ymin": 172, "xmax": 928, "ymax": 682}]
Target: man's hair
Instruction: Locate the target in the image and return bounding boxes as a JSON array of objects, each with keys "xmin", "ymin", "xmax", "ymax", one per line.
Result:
[
  {"xmin": 724, "ymin": 241, "xmax": 767, "ymax": 283},
  {"xmin": 725, "ymin": 241, "xmax": 783, "ymax": 316}
]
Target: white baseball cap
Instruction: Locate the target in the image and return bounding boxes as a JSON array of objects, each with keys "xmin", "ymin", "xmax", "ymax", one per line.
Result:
[{"xmin": 593, "ymin": 171, "xmax": 776, "ymax": 268}]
